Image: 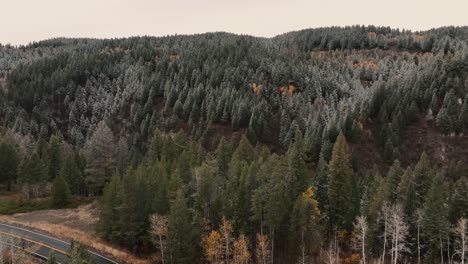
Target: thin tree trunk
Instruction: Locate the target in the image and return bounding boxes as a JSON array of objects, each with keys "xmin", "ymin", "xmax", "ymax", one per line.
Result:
[
  {"xmin": 362, "ymin": 228, "xmax": 366, "ymax": 264},
  {"xmin": 271, "ymin": 229, "xmax": 274, "ymax": 264},
  {"xmin": 301, "ymin": 230, "xmax": 305, "ymax": 264},
  {"xmin": 159, "ymin": 235, "xmax": 165, "ymax": 264},
  {"xmin": 418, "ymin": 222, "xmax": 421, "ymax": 264},
  {"xmin": 440, "ymin": 234, "xmax": 444, "ymax": 264},
  {"xmin": 393, "ymin": 226, "xmax": 398, "ymax": 264},
  {"xmin": 382, "ymin": 215, "xmax": 387, "ymax": 264},
  {"xmin": 447, "ymin": 235, "xmax": 450, "ymax": 264},
  {"xmin": 462, "ymin": 227, "xmax": 465, "ymax": 264}
]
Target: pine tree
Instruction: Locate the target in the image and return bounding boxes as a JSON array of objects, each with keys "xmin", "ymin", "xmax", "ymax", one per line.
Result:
[
  {"xmin": 148, "ymin": 129, "xmax": 164, "ymax": 162},
  {"xmin": 413, "ymin": 152, "xmax": 435, "ymax": 209},
  {"xmin": 328, "ymin": 132, "xmax": 355, "ymax": 230},
  {"xmin": 312, "ymin": 156, "xmax": 329, "ymax": 219},
  {"xmin": 449, "ymin": 176, "xmax": 468, "ymax": 224},
  {"xmin": 289, "ymin": 187, "xmax": 320, "ymax": 264},
  {"xmin": 215, "ymin": 137, "xmax": 231, "ymax": 181},
  {"xmin": 60, "ymin": 154, "xmax": 84, "ymax": 195},
  {"xmin": 83, "ymin": 121, "xmax": 117, "ymax": 195},
  {"xmin": 387, "ymin": 160, "xmax": 404, "ymax": 203},
  {"xmin": 47, "ymin": 253, "xmax": 58, "ymax": 264},
  {"xmin": 168, "ymin": 190, "xmax": 199, "ymax": 264},
  {"xmin": 459, "ymin": 94, "xmax": 468, "ymax": 130},
  {"xmin": 48, "ymin": 135, "xmax": 62, "ymax": 180},
  {"xmin": 0, "ymin": 142, "xmax": 19, "ymax": 191},
  {"xmin": 422, "ymin": 175, "xmax": 449, "ymax": 261},
  {"xmin": 286, "ymin": 129, "xmax": 310, "ymax": 201},
  {"xmin": 68, "ymin": 241, "xmax": 94, "ymax": 264},
  {"xmin": 51, "ymin": 175, "xmax": 71, "ymax": 208},
  {"xmin": 97, "ymin": 175, "xmax": 122, "ymax": 241}
]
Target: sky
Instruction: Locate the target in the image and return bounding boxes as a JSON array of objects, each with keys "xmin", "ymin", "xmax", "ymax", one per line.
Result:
[{"xmin": 1, "ymin": 0, "xmax": 467, "ymax": 45}]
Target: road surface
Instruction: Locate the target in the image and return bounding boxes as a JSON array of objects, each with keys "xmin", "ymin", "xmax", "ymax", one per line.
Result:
[{"xmin": 0, "ymin": 222, "xmax": 118, "ymax": 264}]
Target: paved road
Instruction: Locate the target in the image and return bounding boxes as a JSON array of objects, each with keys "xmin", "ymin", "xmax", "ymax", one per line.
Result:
[{"xmin": 0, "ymin": 222, "xmax": 118, "ymax": 264}]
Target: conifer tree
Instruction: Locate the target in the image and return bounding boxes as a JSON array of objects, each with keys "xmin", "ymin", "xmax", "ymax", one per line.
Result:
[
  {"xmin": 328, "ymin": 132, "xmax": 355, "ymax": 230},
  {"xmin": 168, "ymin": 190, "xmax": 199, "ymax": 264},
  {"xmin": 60, "ymin": 154, "xmax": 84, "ymax": 195},
  {"xmin": 83, "ymin": 121, "xmax": 117, "ymax": 195},
  {"xmin": 51, "ymin": 175, "xmax": 71, "ymax": 208},
  {"xmin": 0, "ymin": 142, "xmax": 19, "ymax": 191},
  {"xmin": 48, "ymin": 135, "xmax": 62, "ymax": 180},
  {"xmin": 290, "ymin": 187, "xmax": 320, "ymax": 264},
  {"xmin": 97, "ymin": 175, "xmax": 122, "ymax": 241},
  {"xmin": 68, "ymin": 241, "xmax": 94, "ymax": 264},
  {"xmin": 422, "ymin": 175, "xmax": 449, "ymax": 261}
]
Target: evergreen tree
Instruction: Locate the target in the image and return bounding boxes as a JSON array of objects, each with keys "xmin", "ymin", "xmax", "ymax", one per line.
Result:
[
  {"xmin": 168, "ymin": 190, "xmax": 199, "ymax": 264},
  {"xmin": 413, "ymin": 152, "xmax": 435, "ymax": 209},
  {"xmin": 286, "ymin": 129, "xmax": 310, "ymax": 202},
  {"xmin": 289, "ymin": 187, "xmax": 320, "ymax": 263},
  {"xmin": 68, "ymin": 241, "xmax": 94, "ymax": 264},
  {"xmin": 328, "ymin": 132, "xmax": 355, "ymax": 230},
  {"xmin": 60, "ymin": 154, "xmax": 85, "ymax": 195},
  {"xmin": 17, "ymin": 153, "xmax": 48, "ymax": 184},
  {"xmin": 387, "ymin": 160, "xmax": 404, "ymax": 203},
  {"xmin": 422, "ymin": 175, "xmax": 449, "ymax": 260},
  {"xmin": 449, "ymin": 176, "xmax": 468, "ymax": 224},
  {"xmin": 48, "ymin": 135, "xmax": 63, "ymax": 180},
  {"xmin": 47, "ymin": 253, "xmax": 58, "ymax": 264},
  {"xmin": 0, "ymin": 142, "xmax": 19, "ymax": 191},
  {"xmin": 51, "ymin": 175, "xmax": 71, "ymax": 208},
  {"xmin": 83, "ymin": 121, "xmax": 117, "ymax": 195},
  {"xmin": 97, "ymin": 175, "xmax": 122, "ymax": 241}
]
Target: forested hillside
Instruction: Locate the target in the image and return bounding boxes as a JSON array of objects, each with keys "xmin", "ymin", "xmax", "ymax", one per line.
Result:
[{"xmin": 1, "ymin": 26, "xmax": 468, "ymax": 263}]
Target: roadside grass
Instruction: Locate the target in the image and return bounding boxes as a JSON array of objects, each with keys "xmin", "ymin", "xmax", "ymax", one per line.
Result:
[
  {"xmin": 0, "ymin": 193, "xmax": 93, "ymax": 215},
  {"xmin": 0, "ymin": 218, "xmax": 150, "ymax": 264}
]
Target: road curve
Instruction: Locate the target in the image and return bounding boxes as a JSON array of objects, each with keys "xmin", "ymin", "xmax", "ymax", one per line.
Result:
[{"xmin": 0, "ymin": 222, "xmax": 118, "ymax": 264}]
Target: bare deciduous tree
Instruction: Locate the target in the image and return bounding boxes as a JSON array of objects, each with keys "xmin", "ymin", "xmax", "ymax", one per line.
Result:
[
  {"xmin": 389, "ymin": 204, "xmax": 409, "ymax": 264},
  {"xmin": 353, "ymin": 215, "xmax": 368, "ymax": 264},
  {"xmin": 453, "ymin": 218, "xmax": 467, "ymax": 264},
  {"xmin": 380, "ymin": 202, "xmax": 391, "ymax": 264},
  {"xmin": 150, "ymin": 214, "xmax": 168, "ymax": 264}
]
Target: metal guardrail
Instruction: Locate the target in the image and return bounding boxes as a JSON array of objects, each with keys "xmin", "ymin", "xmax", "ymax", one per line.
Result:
[
  {"xmin": 0, "ymin": 239, "xmax": 54, "ymax": 262},
  {"xmin": 0, "ymin": 229, "xmax": 69, "ymax": 263}
]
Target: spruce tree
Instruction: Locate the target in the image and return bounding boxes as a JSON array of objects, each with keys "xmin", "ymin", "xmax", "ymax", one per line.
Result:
[
  {"xmin": 60, "ymin": 154, "xmax": 84, "ymax": 195},
  {"xmin": 51, "ymin": 175, "xmax": 71, "ymax": 208},
  {"xmin": 422, "ymin": 175, "xmax": 449, "ymax": 260},
  {"xmin": 168, "ymin": 190, "xmax": 199, "ymax": 264},
  {"xmin": 328, "ymin": 132, "xmax": 355, "ymax": 230},
  {"xmin": 68, "ymin": 241, "xmax": 94, "ymax": 264},
  {"xmin": 449, "ymin": 176, "xmax": 468, "ymax": 224},
  {"xmin": 0, "ymin": 142, "xmax": 19, "ymax": 191},
  {"xmin": 83, "ymin": 121, "xmax": 117, "ymax": 195},
  {"xmin": 48, "ymin": 135, "xmax": 62, "ymax": 180},
  {"xmin": 97, "ymin": 175, "xmax": 122, "ymax": 241}
]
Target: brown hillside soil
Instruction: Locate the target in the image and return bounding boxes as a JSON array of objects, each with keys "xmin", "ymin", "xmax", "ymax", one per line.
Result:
[
  {"xmin": 399, "ymin": 116, "xmax": 468, "ymax": 168},
  {"xmin": 0, "ymin": 201, "xmax": 149, "ymax": 264},
  {"xmin": 350, "ymin": 114, "xmax": 468, "ymax": 173},
  {"xmin": 350, "ymin": 119, "xmax": 387, "ymax": 171}
]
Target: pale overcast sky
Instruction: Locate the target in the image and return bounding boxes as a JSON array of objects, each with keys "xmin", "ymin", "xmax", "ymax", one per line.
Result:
[{"xmin": 1, "ymin": 0, "xmax": 467, "ymax": 45}]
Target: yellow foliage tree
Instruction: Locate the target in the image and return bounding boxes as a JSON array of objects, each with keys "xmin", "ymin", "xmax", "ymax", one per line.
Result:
[
  {"xmin": 233, "ymin": 234, "xmax": 250, "ymax": 264},
  {"xmin": 255, "ymin": 233, "xmax": 271, "ymax": 264},
  {"xmin": 220, "ymin": 216, "xmax": 233, "ymax": 263},
  {"xmin": 202, "ymin": 230, "xmax": 224, "ymax": 263}
]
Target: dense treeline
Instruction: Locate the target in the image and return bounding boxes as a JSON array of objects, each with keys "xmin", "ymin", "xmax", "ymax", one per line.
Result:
[
  {"xmin": 0, "ymin": 26, "xmax": 468, "ymax": 263},
  {"xmin": 1, "ymin": 26, "xmax": 468, "ymax": 163}
]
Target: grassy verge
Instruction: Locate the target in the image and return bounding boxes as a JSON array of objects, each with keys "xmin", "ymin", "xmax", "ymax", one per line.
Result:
[{"xmin": 0, "ymin": 196, "xmax": 93, "ymax": 215}]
